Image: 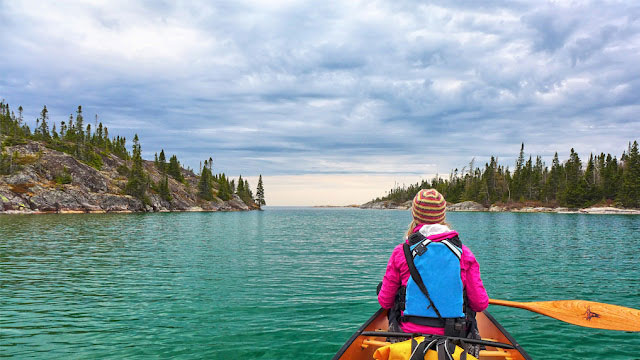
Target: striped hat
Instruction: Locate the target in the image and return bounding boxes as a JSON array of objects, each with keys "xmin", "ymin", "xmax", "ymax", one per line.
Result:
[{"xmin": 412, "ymin": 189, "xmax": 446, "ymax": 224}]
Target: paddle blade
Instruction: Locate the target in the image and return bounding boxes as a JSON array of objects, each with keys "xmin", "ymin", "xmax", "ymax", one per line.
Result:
[{"xmin": 489, "ymin": 299, "xmax": 640, "ymax": 332}]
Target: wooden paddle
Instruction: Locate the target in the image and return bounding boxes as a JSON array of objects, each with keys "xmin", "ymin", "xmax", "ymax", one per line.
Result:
[{"xmin": 489, "ymin": 299, "xmax": 640, "ymax": 331}]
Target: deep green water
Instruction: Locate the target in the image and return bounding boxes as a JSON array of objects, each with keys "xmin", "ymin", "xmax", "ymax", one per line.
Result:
[{"xmin": 1, "ymin": 208, "xmax": 639, "ymax": 359}]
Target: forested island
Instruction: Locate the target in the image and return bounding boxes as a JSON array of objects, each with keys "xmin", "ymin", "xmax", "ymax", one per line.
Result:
[
  {"xmin": 363, "ymin": 142, "xmax": 640, "ymax": 212},
  {"xmin": 0, "ymin": 101, "xmax": 266, "ymax": 214}
]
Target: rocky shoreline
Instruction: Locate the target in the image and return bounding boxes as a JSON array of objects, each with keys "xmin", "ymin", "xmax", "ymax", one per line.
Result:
[
  {"xmin": 359, "ymin": 200, "xmax": 640, "ymax": 215},
  {"xmin": 0, "ymin": 141, "xmax": 258, "ymax": 215}
]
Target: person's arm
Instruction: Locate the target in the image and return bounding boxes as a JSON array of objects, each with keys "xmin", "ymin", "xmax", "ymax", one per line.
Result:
[
  {"xmin": 378, "ymin": 246, "xmax": 402, "ymax": 309},
  {"xmin": 462, "ymin": 246, "xmax": 489, "ymax": 312}
]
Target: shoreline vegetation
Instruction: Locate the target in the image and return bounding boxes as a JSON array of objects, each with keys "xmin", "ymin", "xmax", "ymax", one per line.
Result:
[
  {"xmin": 362, "ymin": 141, "xmax": 640, "ymax": 214},
  {"xmin": 0, "ymin": 101, "xmax": 266, "ymax": 214},
  {"xmin": 358, "ymin": 200, "xmax": 640, "ymax": 215}
]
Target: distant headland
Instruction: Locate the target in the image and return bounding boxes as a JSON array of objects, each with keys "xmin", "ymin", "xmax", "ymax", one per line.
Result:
[
  {"xmin": 0, "ymin": 102, "xmax": 266, "ymax": 214},
  {"xmin": 362, "ymin": 142, "xmax": 640, "ymax": 214}
]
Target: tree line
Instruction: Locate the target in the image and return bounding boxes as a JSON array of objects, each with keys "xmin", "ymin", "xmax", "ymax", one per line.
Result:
[
  {"xmin": 375, "ymin": 142, "xmax": 640, "ymax": 209},
  {"xmin": 0, "ymin": 101, "xmax": 266, "ymax": 207}
]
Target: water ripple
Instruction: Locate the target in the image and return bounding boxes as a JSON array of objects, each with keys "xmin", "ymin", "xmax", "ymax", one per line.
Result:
[{"xmin": 1, "ymin": 210, "xmax": 638, "ymax": 359}]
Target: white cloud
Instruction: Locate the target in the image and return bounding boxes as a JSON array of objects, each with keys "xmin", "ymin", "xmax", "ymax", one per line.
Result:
[{"xmin": 1, "ymin": 0, "xmax": 639, "ymax": 204}]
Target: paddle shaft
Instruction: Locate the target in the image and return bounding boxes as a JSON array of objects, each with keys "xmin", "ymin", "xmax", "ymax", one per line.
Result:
[{"xmin": 489, "ymin": 298, "xmax": 640, "ymax": 332}]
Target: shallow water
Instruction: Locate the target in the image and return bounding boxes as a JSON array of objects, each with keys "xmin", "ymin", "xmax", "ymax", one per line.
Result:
[{"xmin": 1, "ymin": 208, "xmax": 638, "ymax": 359}]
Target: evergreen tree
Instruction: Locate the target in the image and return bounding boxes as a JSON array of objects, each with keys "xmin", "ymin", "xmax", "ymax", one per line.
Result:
[
  {"xmin": 125, "ymin": 134, "xmax": 148, "ymax": 202},
  {"xmin": 236, "ymin": 175, "xmax": 245, "ymax": 196},
  {"xmin": 619, "ymin": 141, "xmax": 640, "ymax": 207},
  {"xmin": 158, "ymin": 149, "xmax": 167, "ymax": 173},
  {"xmin": 256, "ymin": 175, "xmax": 266, "ymax": 206},
  {"xmin": 560, "ymin": 149, "xmax": 585, "ymax": 207},
  {"xmin": 603, "ymin": 154, "xmax": 619, "ymax": 200},
  {"xmin": 512, "ymin": 143, "xmax": 525, "ymax": 200},
  {"xmin": 546, "ymin": 152, "xmax": 563, "ymax": 202},
  {"xmin": 235, "ymin": 175, "xmax": 254, "ymax": 205},
  {"xmin": 198, "ymin": 160, "xmax": 214, "ymax": 200},
  {"xmin": 158, "ymin": 175, "xmax": 172, "ymax": 202},
  {"xmin": 75, "ymin": 106, "xmax": 84, "ymax": 140},
  {"xmin": 167, "ymin": 154, "xmax": 184, "ymax": 181},
  {"xmin": 583, "ymin": 154, "xmax": 600, "ymax": 204},
  {"xmin": 38, "ymin": 105, "xmax": 51, "ymax": 140},
  {"xmin": 216, "ymin": 173, "xmax": 233, "ymax": 201},
  {"xmin": 244, "ymin": 179, "xmax": 253, "ymax": 201}
]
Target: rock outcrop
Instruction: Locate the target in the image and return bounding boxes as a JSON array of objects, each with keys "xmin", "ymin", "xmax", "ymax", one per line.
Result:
[
  {"xmin": 579, "ymin": 207, "xmax": 640, "ymax": 215},
  {"xmin": 360, "ymin": 200, "xmax": 411, "ymax": 210},
  {"xmin": 0, "ymin": 140, "xmax": 259, "ymax": 214},
  {"xmin": 447, "ymin": 201, "xmax": 486, "ymax": 211}
]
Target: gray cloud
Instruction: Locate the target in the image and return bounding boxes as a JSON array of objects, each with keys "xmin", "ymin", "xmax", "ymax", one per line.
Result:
[{"xmin": 1, "ymin": 0, "xmax": 639, "ymax": 178}]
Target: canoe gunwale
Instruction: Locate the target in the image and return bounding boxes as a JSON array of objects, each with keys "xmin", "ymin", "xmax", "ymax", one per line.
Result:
[
  {"xmin": 331, "ymin": 308, "xmax": 386, "ymax": 360},
  {"xmin": 481, "ymin": 310, "xmax": 533, "ymax": 360}
]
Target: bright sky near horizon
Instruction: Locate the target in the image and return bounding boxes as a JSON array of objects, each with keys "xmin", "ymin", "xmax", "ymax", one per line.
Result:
[{"xmin": 1, "ymin": 1, "xmax": 639, "ymax": 205}]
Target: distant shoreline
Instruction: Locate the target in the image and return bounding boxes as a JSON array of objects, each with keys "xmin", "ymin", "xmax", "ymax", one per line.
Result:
[
  {"xmin": 311, "ymin": 200, "xmax": 640, "ymax": 214},
  {"xmin": 357, "ymin": 200, "xmax": 640, "ymax": 215}
]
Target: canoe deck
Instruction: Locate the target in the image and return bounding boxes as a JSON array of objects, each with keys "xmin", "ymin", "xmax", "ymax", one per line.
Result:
[{"xmin": 333, "ymin": 309, "xmax": 532, "ymax": 360}]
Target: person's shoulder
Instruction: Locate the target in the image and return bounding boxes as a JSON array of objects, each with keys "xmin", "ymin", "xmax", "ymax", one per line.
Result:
[
  {"xmin": 392, "ymin": 241, "xmax": 406, "ymax": 253},
  {"xmin": 460, "ymin": 244, "xmax": 478, "ymax": 262}
]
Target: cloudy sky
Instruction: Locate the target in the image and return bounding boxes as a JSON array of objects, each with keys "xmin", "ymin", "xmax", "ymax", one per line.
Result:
[{"xmin": 1, "ymin": 1, "xmax": 639, "ymax": 205}]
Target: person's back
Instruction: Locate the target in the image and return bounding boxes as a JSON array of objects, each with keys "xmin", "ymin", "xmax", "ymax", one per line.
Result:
[{"xmin": 377, "ymin": 189, "xmax": 489, "ymax": 339}]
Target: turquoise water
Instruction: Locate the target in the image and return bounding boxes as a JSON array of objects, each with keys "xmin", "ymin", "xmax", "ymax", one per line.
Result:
[{"xmin": 1, "ymin": 208, "xmax": 639, "ymax": 359}]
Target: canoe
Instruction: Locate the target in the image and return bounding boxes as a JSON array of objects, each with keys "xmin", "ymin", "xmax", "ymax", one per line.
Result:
[{"xmin": 333, "ymin": 308, "xmax": 532, "ymax": 360}]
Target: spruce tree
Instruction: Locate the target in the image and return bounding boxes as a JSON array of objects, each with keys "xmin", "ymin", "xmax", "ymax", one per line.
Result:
[
  {"xmin": 167, "ymin": 154, "xmax": 184, "ymax": 182},
  {"xmin": 158, "ymin": 149, "xmax": 167, "ymax": 173},
  {"xmin": 619, "ymin": 141, "xmax": 640, "ymax": 207},
  {"xmin": 38, "ymin": 105, "xmax": 51, "ymax": 140},
  {"xmin": 236, "ymin": 175, "xmax": 245, "ymax": 197},
  {"xmin": 125, "ymin": 134, "xmax": 148, "ymax": 202},
  {"xmin": 583, "ymin": 154, "xmax": 600, "ymax": 204},
  {"xmin": 512, "ymin": 143, "xmax": 525, "ymax": 201},
  {"xmin": 198, "ymin": 160, "xmax": 214, "ymax": 200},
  {"xmin": 256, "ymin": 175, "xmax": 266, "ymax": 206},
  {"xmin": 560, "ymin": 149, "xmax": 586, "ymax": 207},
  {"xmin": 603, "ymin": 154, "xmax": 619, "ymax": 200},
  {"xmin": 158, "ymin": 175, "xmax": 172, "ymax": 202},
  {"xmin": 216, "ymin": 173, "xmax": 232, "ymax": 201}
]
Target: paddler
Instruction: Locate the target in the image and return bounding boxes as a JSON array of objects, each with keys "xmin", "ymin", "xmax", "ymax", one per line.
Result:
[{"xmin": 377, "ymin": 189, "xmax": 489, "ymax": 357}]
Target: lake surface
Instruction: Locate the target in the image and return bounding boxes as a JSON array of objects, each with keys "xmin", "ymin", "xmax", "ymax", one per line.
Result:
[{"xmin": 1, "ymin": 208, "xmax": 639, "ymax": 359}]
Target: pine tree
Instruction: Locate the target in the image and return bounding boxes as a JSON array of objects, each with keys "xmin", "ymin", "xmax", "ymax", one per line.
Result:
[{"xmin": 256, "ymin": 175, "xmax": 266, "ymax": 206}]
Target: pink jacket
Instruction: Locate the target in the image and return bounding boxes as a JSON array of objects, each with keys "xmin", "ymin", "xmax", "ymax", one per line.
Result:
[{"xmin": 378, "ymin": 225, "xmax": 489, "ymax": 335}]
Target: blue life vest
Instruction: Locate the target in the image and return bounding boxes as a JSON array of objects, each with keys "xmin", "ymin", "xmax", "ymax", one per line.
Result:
[{"xmin": 403, "ymin": 233, "xmax": 465, "ymax": 320}]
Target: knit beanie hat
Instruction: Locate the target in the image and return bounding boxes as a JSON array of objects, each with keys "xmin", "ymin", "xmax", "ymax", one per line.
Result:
[{"xmin": 411, "ymin": 189, "xmax": 446, "ymax": 224}]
